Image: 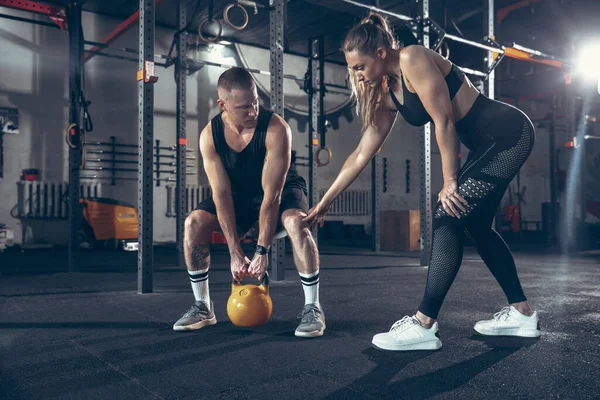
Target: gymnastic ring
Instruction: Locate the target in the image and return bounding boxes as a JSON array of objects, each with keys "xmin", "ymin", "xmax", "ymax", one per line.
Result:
[
  {"xmin": 437, "ymin": 42, "xmax": 450, "ymax": 59},
  {"xmin": 315, "ymin": 147, "xmax": 332, "ymax": 167},
  {"xmin": 198, "ymin": 19, "xmax": 222, "ymax": 43},
  {"xmin": 224, "ymin": 3, "xmax": 249, "ymax": 30},
  {"xmin": 65, "ymin": 123, "xmax": 79, "ymax": 149}
]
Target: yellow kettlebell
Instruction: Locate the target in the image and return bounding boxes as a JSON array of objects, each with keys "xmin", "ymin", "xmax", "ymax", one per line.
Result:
[{"xmin": 227, "ymin": 273, "xmax": 273, "ymax": 327}]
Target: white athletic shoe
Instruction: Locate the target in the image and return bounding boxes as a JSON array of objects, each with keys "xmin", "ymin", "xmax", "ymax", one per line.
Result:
[
  {"xmin": 474, "ymin": 306, "xmax": 541, "ymax": 338},
  {"xmin": 372, "ymin": 316, "xmax": 442, "ymax": 351}
]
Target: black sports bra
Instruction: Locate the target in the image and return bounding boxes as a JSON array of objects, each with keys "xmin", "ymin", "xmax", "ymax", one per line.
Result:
[{"xmin": 389, "ymin": 63, "xmax": 465, "ymax": 127}]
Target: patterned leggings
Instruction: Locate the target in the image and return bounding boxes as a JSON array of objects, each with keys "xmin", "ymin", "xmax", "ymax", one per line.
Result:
[{"xmin": 418, "ymin": 95, "xmax": 536, "ymax": 319}]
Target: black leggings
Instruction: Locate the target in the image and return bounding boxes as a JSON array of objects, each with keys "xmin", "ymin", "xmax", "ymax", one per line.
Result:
[{"xmin": 418, "ymin": 95, "xmax": 535, "ymax": 319}]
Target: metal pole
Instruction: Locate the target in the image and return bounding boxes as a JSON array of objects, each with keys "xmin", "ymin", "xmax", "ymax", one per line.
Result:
[
  {"xmin": 484, "ymin": 0, "xmax": 501, "ymax": 233},
  {"xmin": 318, "ymin": 36, "xmax": 326, "ymax": 247},
  {"xmin": 309, "ymin": 37, "xmax": 320, "ymax": 246},
  {"xmin": 371, "ymin": 153, "xmax": 380, "ymax": 251},
  {"xmin": 419, "ymin": 0, "xmax": 433, "ymax": 267},
  {"xmin": 371, "ymin": 0, "xmax": 381, "ymax": 252},
  {"xmin": 339, "ymin": 0, "xmax": 414, "ymax": 21},
  {"xmin": 176, "ymin": 0, "xmax": 187, "ymax": 267},
  {"xmin": 563, "ymin": 76, "xmax": 577, "ymax": 253},
  {"xmin": 484, "ymin": 0, "xmax": 495, "ymax": 100},
  {"xmin": 67, "ymin": 1, "xmax": 83, "ymax": 273},
  {"xmin": 269, "ymin": 0, "xmax": 286, "ymax": 281},
  {"xmin": 445, "ymin": 33, "xmax": 502, "ymax": 54},
  {"xmin": 0, "ymin": 12, "xmax": 58, "ymax": 28},
  {"xmin": 579, "ymin": 120, "xmax": 589, "ymax": 250},
  {"xmin": 459, "ymin": 67, "xmax": 488, "ymax": 77},
  {"xmin": 549, "ymin": 96, "xmax": 558, "ymax": 248},
  {"xmin": 138, "ymin": 0, "xmax": 155, "ymax": 294}
]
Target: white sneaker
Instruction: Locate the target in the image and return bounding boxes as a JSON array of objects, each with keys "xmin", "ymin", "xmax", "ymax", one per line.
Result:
[
  {"xmin": 474, "ymin": 306, "xmax": 541, "ymax": 338},
  {"xmin": 372, "ymin": 316, "xmax": 442, "ymax": 351}
]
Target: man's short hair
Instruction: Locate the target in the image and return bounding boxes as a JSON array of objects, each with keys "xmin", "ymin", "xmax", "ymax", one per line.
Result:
[{"xmin": 217, "ymin": 67, "xmax": 255, "ymax": 94}]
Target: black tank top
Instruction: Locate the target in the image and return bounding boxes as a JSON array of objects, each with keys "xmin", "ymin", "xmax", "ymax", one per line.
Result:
[
  {"xmin": 389, "ymin": 63, "xmax": 465, "ymax": 127},
  {"xmin": 211, "ymin": 107, "xmax": 306, "ymax": 197}
]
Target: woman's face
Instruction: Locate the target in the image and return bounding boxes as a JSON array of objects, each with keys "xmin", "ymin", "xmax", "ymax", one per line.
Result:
[{"xmin": 345, "ymin": 49, "xmax": 386, "ymax": 87}]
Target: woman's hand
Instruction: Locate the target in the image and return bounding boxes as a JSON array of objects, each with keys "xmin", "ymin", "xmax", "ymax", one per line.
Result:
[
  {"xmin": 302, "ymin": 201, "xmax": 332, "ymax": 231},
  {"xmin": 438, "ymin": 179, "xmax": 469, "ymax": 218}
]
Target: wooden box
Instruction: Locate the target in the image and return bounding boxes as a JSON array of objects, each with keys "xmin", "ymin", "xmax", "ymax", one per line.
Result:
[{"xmin": 380, "ymin": 210, "xmax": 420, "ymax": 251}]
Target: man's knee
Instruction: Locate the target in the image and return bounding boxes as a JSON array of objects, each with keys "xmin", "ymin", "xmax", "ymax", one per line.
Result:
[
  {"xmin": 185, "ymin": 210, "xmax": 217, "ymax": 237},
  {"xmin": 282, "ymin": 210, "xmax": 309, "ymax": 239}
]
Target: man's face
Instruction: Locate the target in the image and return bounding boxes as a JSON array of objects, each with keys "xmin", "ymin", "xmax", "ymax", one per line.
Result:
[{"xmin": 218, "ymin": 86, "xmax": 260, "ymax": 129}]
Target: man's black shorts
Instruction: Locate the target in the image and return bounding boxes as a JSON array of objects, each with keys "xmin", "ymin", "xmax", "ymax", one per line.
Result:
[{"xmin": 193, "ymin": 186, "xmax": 309, "ymax": 234}]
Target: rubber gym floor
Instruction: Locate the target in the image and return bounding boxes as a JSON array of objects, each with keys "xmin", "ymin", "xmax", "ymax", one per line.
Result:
[{"xmin": 1, "ymin": 245, "xmax": 599, "ymax": 399}]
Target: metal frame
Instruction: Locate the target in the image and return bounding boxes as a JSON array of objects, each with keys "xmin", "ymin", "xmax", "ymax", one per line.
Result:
[
  {"xmin": 418, "ymin": 0, "xmax": 433, "ymax": 267},
  {"xmin": 484, "ymin": 0, "xmax": 495, "ymax": 99},
  {"xmin": 138, "ymin": 0, "xmax": 155, "ymax": 294},
  {"xmin": 548, "ymin": 95, "xmax": 558, "ymax": 248},
  {"xmin": 67, "ymin": 1, "xmax": 83, "ymax": 273},
  {"xmin": 308, "ymin": 37, "xmax": 322, "ymax": 245},
  {"xmin": 371, "ymin": 153, "xmax": 380, "ymax": 251},
  {"xmin": 175, "ymin": 0, "xmax": 187, "ymax": 267},
  {"xmin": 559, "ymin": 78, "xmax": 575, "ymax": 253},
  {"xmin": 485, "ymin": 0, "xmax": 500, "ymax": 232},
  {"xmin": 578, "ymin": 117, "xmax": 591, "ymax": 251},
  {"xmin": 268, "ymin": 0, "xmax": 286, "ymax": 281}
]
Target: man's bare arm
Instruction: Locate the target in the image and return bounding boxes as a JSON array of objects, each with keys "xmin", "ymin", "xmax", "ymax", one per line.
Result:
[
  {"xmin": 199, "ymin": 125, "xmax": 242, "ymax": 255},
  {"xmin": 257, "ymin": 115, "xmax": 291, "ymax": 248}
]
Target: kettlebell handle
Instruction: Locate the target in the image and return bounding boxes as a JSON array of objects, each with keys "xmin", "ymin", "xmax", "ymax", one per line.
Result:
[
  {"xmin": 261, "ymin": 272, "xmax": 270, "ymax": 295},
  {"xmin": 232, "ymin": 272, "xmax": 270, "ymax": 290}
]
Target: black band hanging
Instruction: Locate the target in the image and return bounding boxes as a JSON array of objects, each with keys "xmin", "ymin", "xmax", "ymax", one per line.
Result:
[{"xmin": 80, "ymin": 92, "xmax": 93, "ymax": 132}]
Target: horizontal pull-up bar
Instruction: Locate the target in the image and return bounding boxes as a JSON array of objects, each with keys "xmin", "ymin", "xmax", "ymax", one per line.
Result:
[
  {"xmin": 80, "ymin": 175, "xmax": 178, "ymax": 182},
  {"xmin": 82, "ymin": 49, "xmax": 168, "ymax": 67},
  {"xmin": 84, "ymin": 140, "xmax": 194, "ymax": 151},
  {"xmin": 84, "ymin": 40, "xmax": 172, "ymax": 60},
  {"xmin": 444, "ymin": 33, "xmax": 500, "ymax": 53},
  {"xmin": 458, "ymin": 66, "xmax": 487, "ymax": 77},
  {"xmin": 338, "ymin": 0, "xmax": 415, "ymax": 21},
  {"xmin": 187, "ymin": 59, "xmax": 352, "ymax": 96}
]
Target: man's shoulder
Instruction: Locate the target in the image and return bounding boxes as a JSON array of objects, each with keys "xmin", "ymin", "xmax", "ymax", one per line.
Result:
[
  {"xmin": 266, "ymin": 113, "xmax": 291, "ymax": 136},
  {"xmin": 199, "ymin": 123, "xmax": 211, "ymax": 139},
  {"xmin": 199, "ymin": 122, "xmax": 216, "ymax": 152}
]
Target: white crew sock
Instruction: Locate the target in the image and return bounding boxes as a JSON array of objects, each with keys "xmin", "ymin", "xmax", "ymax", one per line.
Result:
[
  {"xmin": 299, "ymin": 270, "xmax": 320, "ymax": 307},
  {"xmin": 189, "ymin": 268, "xmax": 210, "ymax": 307}
]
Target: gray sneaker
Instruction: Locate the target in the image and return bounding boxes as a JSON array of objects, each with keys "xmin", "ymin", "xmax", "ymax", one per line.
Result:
[
  {"xmin": 295, "ymin": 303, "xmax": 326, "ymax": 338},
  {"xmin": 173, "ymin": 301, "xmax": 217, "ymax": 331}
]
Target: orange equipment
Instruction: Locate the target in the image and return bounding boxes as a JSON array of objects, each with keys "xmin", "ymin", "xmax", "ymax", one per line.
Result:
[
  {"xmin": 80, "ymin": 197, "xmax": 138, "ymax": 249},
  {"xmin": 227, "ymin": 274, "xmax": 273, "ymax": 327}
]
